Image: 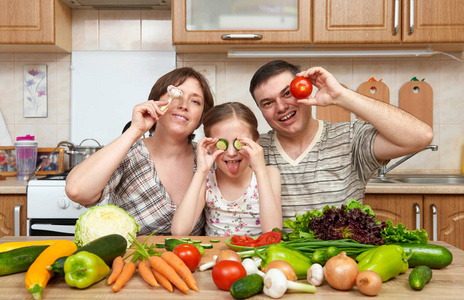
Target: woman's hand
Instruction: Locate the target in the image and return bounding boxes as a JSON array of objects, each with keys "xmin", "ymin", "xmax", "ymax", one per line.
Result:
[
  {"xmin": 130, "ymin": 100, "xmax": 169, "ymax": 135},
  {"xmin": 196, "ymin": 137, "xmax": 223, "ymax": 174},
  {"xmin": 237, "ymin": 137, "xmax": 267, "ymax": 175}
]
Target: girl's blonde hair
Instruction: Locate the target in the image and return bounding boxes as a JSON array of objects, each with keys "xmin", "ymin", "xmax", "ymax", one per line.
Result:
[{"xmin": 203, "ymin": 102, "xmax": 259, "ymax": 141}]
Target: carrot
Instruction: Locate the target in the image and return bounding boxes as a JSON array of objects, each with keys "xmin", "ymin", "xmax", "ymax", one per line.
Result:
[
  {"xmin": 149, "ymin": 256, "xmax": 189, "ymax": 294},
  {"xmin": 112, "ymin": 261, "xmax": 136, "ymax": 293},
  {"xmin": 107, "ymin": 256, "xmax": 124, "ymax": 285},
  {"xmin": 152, "ymin": 269, "xmax": 173, "ymax": 292},
  {"xmin": 161, "ymin": 251, "xmax": 199, "ymax": 292},
  {"xmin": 138, "ymin": 260, "xmax": 159, "ymax": 287}
]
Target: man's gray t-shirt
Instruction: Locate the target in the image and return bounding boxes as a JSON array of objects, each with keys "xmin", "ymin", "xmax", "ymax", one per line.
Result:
[{"xmin": 259, "ymin": 120, "xmax": 380, "ymax": 222}]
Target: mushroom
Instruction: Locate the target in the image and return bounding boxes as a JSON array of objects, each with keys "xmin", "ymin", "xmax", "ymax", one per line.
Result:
[
  {"xmin": 263, "ymin": 268, "xmax": 316, "ymax": 299},
  {"xmin": 160, "ymin": 85, "xmax": 183, "ymax": 111}
]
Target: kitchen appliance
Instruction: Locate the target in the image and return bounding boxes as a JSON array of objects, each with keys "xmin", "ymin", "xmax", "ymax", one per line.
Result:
[{"xmin": 27, "ymin": 172, "xmax": 107, "ymax": 236}]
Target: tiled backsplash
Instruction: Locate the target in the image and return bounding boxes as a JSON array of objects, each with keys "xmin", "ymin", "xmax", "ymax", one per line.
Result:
[{"xmin": 0, "ymin": 10, "xmax": 463, "ymax": 174}]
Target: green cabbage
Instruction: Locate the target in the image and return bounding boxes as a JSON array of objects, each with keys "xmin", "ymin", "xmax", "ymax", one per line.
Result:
[{"xmin": 75, "ymin": 204, "xmax": 140, "ymax": 247}]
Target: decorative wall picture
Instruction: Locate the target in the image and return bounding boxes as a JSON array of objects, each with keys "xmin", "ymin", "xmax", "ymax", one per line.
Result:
[
  {"xmin": 0, "ymin": 147, "xmax": 17, "ymax": 176},
  {"xmin": 36, "ymin": 147, "xmax": 65, "ymax": 175},
  {"xmin": 24, "ymin": 64, "xmax": 48, "ymax": 118}
]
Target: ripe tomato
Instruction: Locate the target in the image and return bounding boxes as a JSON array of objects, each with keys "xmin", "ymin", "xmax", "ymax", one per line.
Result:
[
  {"xmin": 290, "ymin": 77, "xmax": 313, "ymax": 99},
  {"xmin": 212, "ymin": 260, "xmax": 246, "ymax": 291},
  {"xmin": 172, "ymin": 244, "xmax": 201, "ymax": 272},
  {"xmin": 253, "ymin": 231, "xmax": 282, "ymax": 247},
  {"xmin": 230, "ymin": 235, "xmax": 255, "ymax": 246}
]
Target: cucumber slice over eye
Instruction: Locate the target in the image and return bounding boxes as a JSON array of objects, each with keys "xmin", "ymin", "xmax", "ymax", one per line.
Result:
[
  {"xmin": 216, "ymin": 139, "xmax": 228, "ymax": 150},
  {"xmin": 233, "ymin": 139, "xmax": 245, "ymax": 150}
]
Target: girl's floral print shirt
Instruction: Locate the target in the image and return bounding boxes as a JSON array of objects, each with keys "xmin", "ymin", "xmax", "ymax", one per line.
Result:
[{"xmin": 204, "ymin": 169, "xmax": 262, "ymax": 237}]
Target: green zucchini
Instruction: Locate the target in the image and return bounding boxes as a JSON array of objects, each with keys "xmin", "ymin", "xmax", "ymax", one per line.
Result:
[
  {"xmin": 0, "ymin": 245, "xmax": 49, "ymax": 276},
  {"xmin": 233, "ymin": 139, "xmax": 245, "ymax": 151},
  {"xmin": 230, "ymin": 274, "xmax": 264, "ymax": 299},
  {"xmin": 216, "ymin": 139, "xmax": 228, "ymax": 150},
  {"xmin": 395, "ymin": 243, "xmax": 453, "ymax": 269},
  {"xmin": 409, "ymin": 265, "xmax": 432, "ymax": 290},
  {"xmin": 48, "ymin": 234, "xmax": 127, "ymax": 277}
]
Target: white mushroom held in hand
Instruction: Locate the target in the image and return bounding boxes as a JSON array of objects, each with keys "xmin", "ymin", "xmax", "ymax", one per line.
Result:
[{"xmin": 160, "ymin": 85, "xmax": 183, "ymax": 111}]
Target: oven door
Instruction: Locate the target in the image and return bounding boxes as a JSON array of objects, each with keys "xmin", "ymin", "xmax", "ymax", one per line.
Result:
[{"xmin": 28, "ymin": 219, "xmax": 76, "ymax": 236}]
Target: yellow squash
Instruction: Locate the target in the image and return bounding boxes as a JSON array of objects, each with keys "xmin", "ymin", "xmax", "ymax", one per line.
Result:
[
  {"xmin": 25, "ymin": 240, "xmax": 77, "ymax": 300},
  {"xmin": 0, "ymin": 240, "xmax": 63, "ymax": 253}
]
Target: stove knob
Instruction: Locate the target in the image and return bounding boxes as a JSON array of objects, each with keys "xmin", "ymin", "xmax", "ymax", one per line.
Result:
[
  {"xmin": 57, "ymin": 197, "xmax": 70, "ymax": 209},
  {"xmin": 72, "ymin": 201, "xmax": 83, "ymax": 209}
]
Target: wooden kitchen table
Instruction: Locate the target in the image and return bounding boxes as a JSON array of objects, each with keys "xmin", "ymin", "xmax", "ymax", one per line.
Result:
[{"xmin": 0, "ymin": 236, "xmax": 463, "ymax": 299}]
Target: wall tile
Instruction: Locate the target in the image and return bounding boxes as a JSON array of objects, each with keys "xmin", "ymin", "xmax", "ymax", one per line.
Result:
[
  {"xmin": 99, "ymin": 10, "xmax": 141, "ymax": 50},
  {"xmin": 0, "ymin": 62, "xmax": 15, "ymax": 124},
  {"xmin": 141, "ymin": 10, "xmax": 173, "ymax": 51},
  {"xmin": 72, "ymin": 10, "xmax": 99, "ymax": 50},
  {"xmin": 56, "ymin": 62, "xmax": 71, "ymax": 124},
  {"xmin": 0, "ymin": 54, "xmax": 14, "ymax": 62},
  {"xmin": 440, "ymin": 124, "xmax": 464, "ymax": 172}
]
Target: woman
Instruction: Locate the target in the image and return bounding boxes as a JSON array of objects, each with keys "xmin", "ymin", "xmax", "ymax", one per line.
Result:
[{"xmin": 65, "ymin": 67, "xmax": 214, "ymax": 235}]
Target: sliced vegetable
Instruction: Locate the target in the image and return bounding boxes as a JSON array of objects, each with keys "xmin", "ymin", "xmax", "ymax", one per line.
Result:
[
  {"xmin": 25, "ymin": 240, "xmax": 77, "ymax": 300},
  {"xmin": 64, "ymin": 251, "xmax": 110, "ymax": 289},
  {"xmin": 230, "ymin": 274, "xmax": 264, "ymax": 299},
  {"xmin": 165, "ymin": 238, "xmax": 205, "ymax": 255},
  {"xmin": 216, "ymin": 139, "xmax": 228, "ymax": 150},
  {"xmin": 199, "ymin": 243, "xmax": 213, "ymax": 249},
  {"xmin": 209, "ymin": 239, "xmax": 220, "ymax": 243},
  {"xmin": 409, "ymin": 265, "xmax": 432, "ymax": 290},
  {"xmin": 155, "ymin": 243, "xmax": 165, "ymax": 248},
  {"xmin": 272, "ymin": 228, "xmax": 289, "ymax": 241},
  {"xmin": 0, "ymin": 245, "xmax": 48, "ymax": 276},
  {"xmin": 233, "ymin": 139, "xmax": 245, "ymax": 151}
]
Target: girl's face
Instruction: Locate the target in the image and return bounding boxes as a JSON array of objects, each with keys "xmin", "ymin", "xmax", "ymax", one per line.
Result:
[
  {"xmin": 210, "ymin": 118, "xmax": 254, "ymax": 178},
  {"xmin": 157, "ymin": 77, "xmax": 205, "ymax": 138}
]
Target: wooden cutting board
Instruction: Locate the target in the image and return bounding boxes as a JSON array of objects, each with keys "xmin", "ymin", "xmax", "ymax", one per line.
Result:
[
  {"xmin": 399, "ymin": 81, "xmax": 433, "ymax": 128},
  {"xmin": 316, "ymin": 84, "xmax": 351, "ymax": 122},
  {"xmin": 356, "ymin": 81, "xmax": 390, "ymax": 121}
]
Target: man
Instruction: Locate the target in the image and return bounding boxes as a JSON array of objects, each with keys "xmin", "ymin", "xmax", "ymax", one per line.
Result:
[{"xmin": 249, "ymin": 60, "xmax": 433, "ymax": 221}]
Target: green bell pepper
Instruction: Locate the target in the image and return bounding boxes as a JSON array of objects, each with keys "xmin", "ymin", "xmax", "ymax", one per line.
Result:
[
  {"xmin": 254, "ymin": 244, "xmax": 312, "ymax": 279},
  {"xmin": 356, "ymin": 245, "xmax": 408, "ymax": 282},
  {"xmin": 64, "ymin": 251, "xmax": 110, "ymax": 289}
]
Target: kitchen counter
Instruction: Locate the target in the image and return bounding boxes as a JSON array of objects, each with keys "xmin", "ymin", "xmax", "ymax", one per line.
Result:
[
  {"xmin": 0, "ymin": 236, "xmax": 463, "ymax": 299},
  {"xmin": 365, "ymin": 182, "xmax": 464, "ymax": 194},
  {"xmin": 0, "ymin": 177, "xmax": 27, "ymax": 194}
]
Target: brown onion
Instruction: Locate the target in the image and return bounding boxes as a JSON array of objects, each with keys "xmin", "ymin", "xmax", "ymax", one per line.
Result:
[
  {"xmin": 216, "ymin": 250, "xmax": 242, "ymax": 263},
  {"xmin": 324, "ymin": 252, "xmax": 359, "ymax": 290},
  {"xmin": 356, "ymin": 270, "xmax": 382, "ymax": 296},
  {"xmin": 263, "ymin": 260, "xmax": 297, "ymax": 281}
]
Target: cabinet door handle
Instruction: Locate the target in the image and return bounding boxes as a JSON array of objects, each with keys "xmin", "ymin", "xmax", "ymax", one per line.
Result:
[
  {"xmin": 393, "ymin": 0, "xmax": 399, "ymax": 36},
  {"xmin": 431, "ymin": 203, "xmax": 437, "ymax": 241},
  {"xmin": 413, "ymin": 202, "xmax": 421, "ymax": 230},
  {"xmin": 14, "ymin": 205, "xmax": 21, "ymax": 236},
  {"xmin": 409, "ymin": 0, "xmax": 415, "ymax": 35},
  {"xmin": 221, "ymin": 34, "xmax": 263, "ymax": 40}
]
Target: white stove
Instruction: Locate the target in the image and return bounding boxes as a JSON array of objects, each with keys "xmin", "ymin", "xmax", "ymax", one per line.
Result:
[{"xmin": 26, "ymin": 173, "xmax": 106, "ymax": 236}]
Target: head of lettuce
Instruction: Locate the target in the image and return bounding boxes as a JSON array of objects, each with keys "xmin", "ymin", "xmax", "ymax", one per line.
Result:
[{"xmin": 75, "ymin": 204, "xmax": 140, "ymax": 247}]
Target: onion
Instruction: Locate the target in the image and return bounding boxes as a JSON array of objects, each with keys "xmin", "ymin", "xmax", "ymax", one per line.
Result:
[
  {"xmin": 356, "ymin": 270, "xmax": 382, "ymax": 296},
  {"xmin": 216, "ymin": 250, "xmax": 242, "ymax": 263},
  {"xmin": 263, "ymin": 260, "xmax": 297, "ymax": 282},
  {"xmin": 324, "ymin": 252, "xmax": 359, "ymax": 290}
]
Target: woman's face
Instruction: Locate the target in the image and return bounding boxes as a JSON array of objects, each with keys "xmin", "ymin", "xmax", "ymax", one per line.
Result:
[
  {"xmin": 157, "ymin": 77, "xmax": 205, "ymax": 138},
  {"xmin": 210, "ymin": 118, "xmax": 253, "ymax": 179}
]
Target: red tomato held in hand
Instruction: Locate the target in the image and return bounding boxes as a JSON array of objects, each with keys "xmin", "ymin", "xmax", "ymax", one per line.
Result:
[
  {"xmin": 290, "ymin": 77, "xmax": 313, "ymax": 99},
  {"xmin": 212, "ymin": 260, "xmax": 246, "ymax": 291},
  {"xmin": 172, "ymin": 244, "xmax": 201, "ymax": 272}
]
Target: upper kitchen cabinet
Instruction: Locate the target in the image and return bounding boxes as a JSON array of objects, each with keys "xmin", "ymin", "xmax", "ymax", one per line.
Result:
[
  {"xmin": 0, "ymin": 0, "xmax": 72, "ymax": 53},
  {"xmin": 173, "ymin": 0, "xmax": 311, "ymax": 53},
  {"xmin": 313, "ymin": 0, "xmax": 401, "ymax": 44},
  {"xmin": 402, "ymin": 0, "xmax": 464, "ymax": 43}
]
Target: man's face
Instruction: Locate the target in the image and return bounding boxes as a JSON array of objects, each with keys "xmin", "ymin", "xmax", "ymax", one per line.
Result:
[{"xmin": 253, "ymin": 71, "xmax": 313, "ymax": 138}]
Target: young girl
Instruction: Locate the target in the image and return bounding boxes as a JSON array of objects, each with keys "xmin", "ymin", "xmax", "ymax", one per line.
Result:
[{"xmin": 171, "ymin": 102, "xmax": 282, "ymax": 236}]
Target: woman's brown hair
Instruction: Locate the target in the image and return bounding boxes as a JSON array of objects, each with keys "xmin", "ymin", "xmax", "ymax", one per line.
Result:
[
  {"xmin": 147, "ymin": 67, "xmax": 214, "ymax": 143},
  {"xmin": 203, "ymin": 102, "xmax": 259, "ymax": 141}
]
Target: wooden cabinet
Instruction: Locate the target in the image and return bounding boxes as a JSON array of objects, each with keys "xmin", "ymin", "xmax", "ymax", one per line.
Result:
[
  {"xmin": 172, "ymin": 0, "xmax": 311, "ymax": 53},
  {"xmin": 313, "ymin": 0, "xmax": 464, "ymax": 45},
  {"xmin": 364, "ymin": 194, "xmax": 464, "ymax": 250},
  {"xmin": 0, "ymin": 195, "xmax": 27, "ymax": 237},
  {"xmin": 0, "ymin": 0, "xmax": 71, "ymax": 53}
]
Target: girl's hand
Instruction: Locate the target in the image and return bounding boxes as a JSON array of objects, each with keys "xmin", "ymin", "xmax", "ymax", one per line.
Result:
[
  {"xmin": 237, "ymin": 137, "xmax": 267, "ymax": 174},
  {"xmin": 130, "ymin": 100, "xmax": 169, "ymax": 135},
  {"xmin": 196, "ymin": 137, "xmax": 223, "ymax": 174}
]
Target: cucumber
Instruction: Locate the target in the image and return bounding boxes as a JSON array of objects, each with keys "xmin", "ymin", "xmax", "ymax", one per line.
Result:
[
  {"xmin": 48, "ymin": 234, "xmax": 127, "ymax": 277},
  {"xmin": 233, "ymin": 139, "xmax": 245, "ymax": 151},
  {"xmin": 165, "ymin": 238, "xmax": 205, "ymax": 255},
  {"xmin": 155, "ymin": 243, "xmax": 165, "ymax": 248},
  {"xmin": 209, "ymin": 239, "xmax": 220, "ymax": 243},
  {"xmin": 230, "ymin": 274, "xmax": 264, "ymax": 299},
  {"xmin": 200, "ymin": 243, "xmax": 213, "ymax": 249},
  {"xmin": 192, "ymin": 240, "xmax": 202, "ymax": 244},
  {"xmin": 216, "ymin": 139, "xmax": 228, "ymax": 150},
  {"xmin": 395, "ymin": 243, "xmax": 453, "ymax": 269},
  {"xmin": 409, "ymin": 265, "xmax": 432, "ymax": 290},
  {"xmin": 0, "ymin": 245, "xmax": 49, "ymax": 276}
]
